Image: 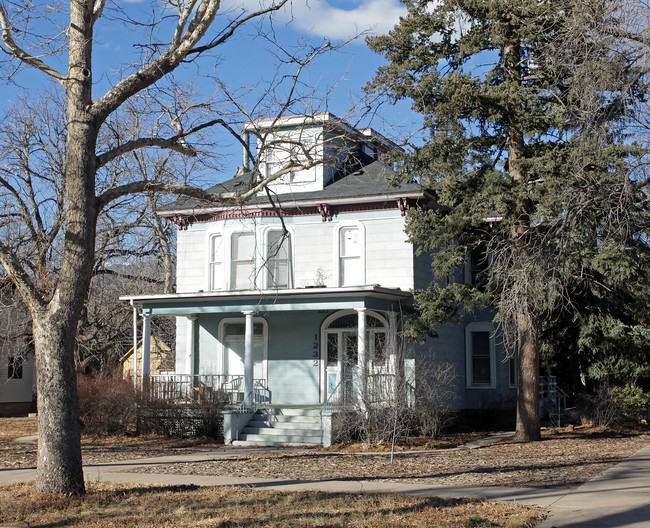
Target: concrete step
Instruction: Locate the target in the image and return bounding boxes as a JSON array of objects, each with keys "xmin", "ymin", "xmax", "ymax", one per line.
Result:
[
  {"xmin": 249, "ymin": 416, "xmax": 320, "ymax": 426},
  {"xmin": 237, "ymin": 432, "xmax": 322, "ymax": 444},
  {"xmin": 263, "ymin": 407, "xmax": 320, "ymax": 417},
  {"xmin": 231, "ymin": 439, "xmax": 318, "ymax": 447},
  {"xmin": 242, "ymin": 426, "xmax": 321, "ymax": 438}
]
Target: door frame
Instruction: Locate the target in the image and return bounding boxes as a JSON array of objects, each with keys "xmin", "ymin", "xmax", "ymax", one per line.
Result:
[
  {"xmin": 320, "ymin": 309, "xmax": 389, "ymax": 402},
  {"xmin": 219, "ymin": 316, "xmax": 268, "ymax": 383}
]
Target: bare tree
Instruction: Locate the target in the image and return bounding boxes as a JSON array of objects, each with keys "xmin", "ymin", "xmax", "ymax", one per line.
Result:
[{"xmin": 0, "ymin": 0, "xmax": 346, "ymax": 494}]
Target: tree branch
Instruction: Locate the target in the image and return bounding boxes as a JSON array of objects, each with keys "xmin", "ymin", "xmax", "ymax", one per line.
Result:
[
  {"xmin": 96, "ymin": 136, "xmax": 196, "ymax": 168},
  {"xmin": 0, "ymin": 242, "xmax": 42, "ymax": 310},
  {"xmin": 95, "ymin": 159, "xmax": 305, "ymax": 212},
  {"xmin": 0, "ymin": 2, "xmax": 66, "ymax": 81}
]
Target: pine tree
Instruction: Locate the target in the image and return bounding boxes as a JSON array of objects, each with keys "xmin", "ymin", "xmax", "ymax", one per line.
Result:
[{"xmin": 368, "ymin": 0, "xmax": 648, "ymax": 441}]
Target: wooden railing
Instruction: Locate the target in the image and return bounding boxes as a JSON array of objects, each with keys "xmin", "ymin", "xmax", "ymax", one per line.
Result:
[{"xmin": 148, "ymin": 374, "xmax": 265, "ymax": 405}]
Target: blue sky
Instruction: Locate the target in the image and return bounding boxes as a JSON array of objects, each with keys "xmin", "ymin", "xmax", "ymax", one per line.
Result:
[{"xmin": 3, "ymin": 0, "xmax": 420, "ymax": 181}]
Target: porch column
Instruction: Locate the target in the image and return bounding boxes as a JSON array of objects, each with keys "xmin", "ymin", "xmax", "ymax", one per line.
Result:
[
  {"xmin": 185, "ymin": 315, "xmax": 197, "ymax": 376},
  {"xmin": 131, "ymin": 302, "xmax": 138, "ymax": 391},
  {"xmin": 356, "ymin": 308, "xmax": 368, "ymax": 410},
  {"xmin": 243, "ymin": 310, "xmax": 255, "ymax": 402},
  {"xmin": 141, "ymin": 312, "xmax": 152, "ymax": 391},
  {"xmin": 387, "ymin": 311, "xmax": 399, "ymax": 400}
]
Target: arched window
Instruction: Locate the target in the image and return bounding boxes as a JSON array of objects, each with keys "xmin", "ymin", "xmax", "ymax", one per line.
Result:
[{"xmin": 322, "ymin": 310, "xmax": 389, "ymax": 401}]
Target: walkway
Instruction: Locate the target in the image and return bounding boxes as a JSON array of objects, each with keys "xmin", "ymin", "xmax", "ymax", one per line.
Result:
[{"xmin": 1, "ymin": 442, "xmax": 648, "ymax": 527}]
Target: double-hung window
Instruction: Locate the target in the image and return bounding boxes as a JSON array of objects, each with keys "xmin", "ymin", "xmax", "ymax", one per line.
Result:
[
  {"xmin": 466, "ymin": 322, "xmax": 495, "ymax": 388},
  {"xmin": 231, "ymin": 232, "xmax": 256, "ymax": 290},
  {"xmin": 209, "ymin": 234, "xmax": 223, "ymax": 290},
  {"xmin": 266, "ymin": 230, "xmax": 291, "ymax": 288},
  {"xmin": 339, "ymin": 226, "xmax": 362, "ymax": 286}
]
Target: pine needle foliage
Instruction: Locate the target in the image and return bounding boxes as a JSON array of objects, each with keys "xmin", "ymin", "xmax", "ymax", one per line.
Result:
[{"xmin": 368, "ymin": 0, "xmax": 649, "ymax": 440}]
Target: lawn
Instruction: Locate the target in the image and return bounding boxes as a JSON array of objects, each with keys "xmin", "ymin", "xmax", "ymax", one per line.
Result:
[{"xmin": 0, "ymin": 481, "xmax": 544, "ymax": 528}]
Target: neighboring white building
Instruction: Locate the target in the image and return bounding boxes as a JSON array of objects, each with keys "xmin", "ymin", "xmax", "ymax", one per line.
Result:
[
  {"xmin": 123, "ymin": 113, "xmax": 515, "ymax": 444},
  {"xmin": 0, "ymin": 351, "xmax": 35, "ymax": 416}
]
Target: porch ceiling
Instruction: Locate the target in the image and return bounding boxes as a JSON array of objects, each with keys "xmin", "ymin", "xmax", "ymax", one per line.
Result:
[{"xmin": 120, "ymin": 285, "xmax": 412, "ymax": 316}]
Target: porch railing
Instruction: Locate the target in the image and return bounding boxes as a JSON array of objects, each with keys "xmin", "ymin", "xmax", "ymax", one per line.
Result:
[
  {"xmin": 235, "ymin": 379, "xmax": 272, "ymax": 413},
  {"xmin": 540, "ymin": 375, "xmax": 568, "ymax": 426},
  {"xmin": 149, "ymin": 374, "xmax": 264, "ymax": 405}
]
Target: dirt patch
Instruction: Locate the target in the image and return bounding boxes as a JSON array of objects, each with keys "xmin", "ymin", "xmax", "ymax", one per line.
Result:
[
  {"xmin": 131, "ymin": 426, "xmax": 650, "ymax": 489},
  {"xmin": 0, "ymin": 417, "xmax": 221, "ymax": 469}
]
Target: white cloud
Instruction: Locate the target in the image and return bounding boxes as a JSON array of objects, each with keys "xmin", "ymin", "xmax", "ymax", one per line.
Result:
[{"xmin": 241, "ymin": 0, "xmax": 406, "ymax": 41}]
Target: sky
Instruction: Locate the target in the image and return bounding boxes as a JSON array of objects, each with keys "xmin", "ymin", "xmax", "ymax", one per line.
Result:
[{"xmin": 2, "ymin": 0, "xmax": 420, "ymax": 182}]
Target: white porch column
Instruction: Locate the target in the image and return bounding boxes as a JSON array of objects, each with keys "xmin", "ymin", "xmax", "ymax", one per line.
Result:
[
  {"xmin": 131, "ymin": 302, "xmax": 138, "ymax": 391},
  {"xmin": 356, "ymin": 308, "xmax": 368, "ymax": 409},
  {"xmin": 387, "ymin": 311, "xmax": 399, "ymax": 399},
  {"xmin": 185, "ymin": 315, "xmax": 197, "ymax": 376},
  {"xmin": 141, "ymin": 312, "xmax": 152, "ymax": 390},
  {"xmin": 243, "ymin": 310, "xmax": 255, "ymax": 402}
]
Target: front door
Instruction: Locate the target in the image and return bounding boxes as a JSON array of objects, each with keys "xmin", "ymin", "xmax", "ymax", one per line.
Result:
[
  {"xmin": 222, "ymin": 321, "xmax": 266, "ymax": 382},
  {"xmin": 325, "ymin": 330, "xmax": 358, "ymax": 403}
]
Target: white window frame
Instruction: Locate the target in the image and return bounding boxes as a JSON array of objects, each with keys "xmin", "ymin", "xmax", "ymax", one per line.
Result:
[
  {"xmin": 230, "ymin": 231, "xmax": 256, "ymax": 290},
  {"xmin": 218, "ymin": 317, "xmax": 268, "ymax": 382},
  {"xmin": 465, "ymin": 322, "xmax": 496, "ymax": 388},
  {"xmin": 334, "ymin": 222, "xmax": 366, "ymax": 287},
  {"xmin": 264, "ymin": 228, "xmax": 293, "ymax": 289},
  {"xmin": 208, "ymin": 233, "xmax": 224, "ymax": 291}
]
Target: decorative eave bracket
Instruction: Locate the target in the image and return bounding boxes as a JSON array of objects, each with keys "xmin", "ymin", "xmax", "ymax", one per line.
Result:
[
  {"xmin": 398, "ymin": 198, "xmax": 411, "ymax": 216},
  {"xmin": 318, "ymin": 203, "xmax": 332, "ymax": 222}
]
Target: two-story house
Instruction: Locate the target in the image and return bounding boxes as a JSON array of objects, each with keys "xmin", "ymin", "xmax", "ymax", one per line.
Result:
[{"xmin": 122, "ymin": 113, "xmax": 515, "ymax": 445}]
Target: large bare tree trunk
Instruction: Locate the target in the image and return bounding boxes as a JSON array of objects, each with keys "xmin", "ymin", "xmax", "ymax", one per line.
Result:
[
  {"xmin": 504, "ymin": 38, "xmax": 541, "ymax": 442},
  {"xmin": 34, "ymin": 314, "xmax": 85, "ymax": 494},
  {"xmin": 34, "ymin": 0, "xmax": 98, "ymax": 494}
]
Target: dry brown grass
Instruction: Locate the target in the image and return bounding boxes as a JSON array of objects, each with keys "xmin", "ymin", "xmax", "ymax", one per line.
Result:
[
  {"xmin": 132, "ymin": 426, "xmax": 650, "ymax": 489},
  {"xmin": 0, "ymin": 481, "xmax": 544, "ymax": 528},
  {"xmin": 0, "ymin": 417, "xmax": 221, "ymax": 469}
]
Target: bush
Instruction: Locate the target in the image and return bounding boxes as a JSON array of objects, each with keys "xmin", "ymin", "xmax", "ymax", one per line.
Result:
[
  {"xmin": 577, "ymin": 383, "xmax": 650, "ymax": 427},
  {"xmin": 77, "ymin": 371, "xmax": 137, "ymax": 435},
  {"xmin": 612, "ymin": 384, "xmax": 650, "ymax": 425},
  {"xmin": 77, "ymin": 371, "xmax": 228, "ymax": 438}
]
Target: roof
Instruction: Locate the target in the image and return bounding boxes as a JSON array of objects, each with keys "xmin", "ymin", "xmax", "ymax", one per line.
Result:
[{"xmin": 157, "ymin": 150, "xmax": 430, "ymax": 216}]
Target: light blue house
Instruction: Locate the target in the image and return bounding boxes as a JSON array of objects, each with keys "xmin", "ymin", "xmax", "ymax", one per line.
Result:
[{"xmin": 122, "ymin": 113, "xmax": 516, "ymax": 445}]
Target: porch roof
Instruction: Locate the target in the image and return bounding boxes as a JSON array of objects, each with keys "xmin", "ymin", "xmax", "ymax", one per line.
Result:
[{"xmin": 120, "ymin": 285, "xmax": 412, "ymax": 316}]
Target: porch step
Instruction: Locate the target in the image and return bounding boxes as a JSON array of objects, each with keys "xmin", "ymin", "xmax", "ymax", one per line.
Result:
[{"xmin": 232, "ymin": 407, "xmax": 322, "ymax": 447}]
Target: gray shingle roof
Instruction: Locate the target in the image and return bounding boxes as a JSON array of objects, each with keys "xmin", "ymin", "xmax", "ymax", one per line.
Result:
[{"xmin": 157, "ymin": 151, "xmax": 427, "ymax": 215}]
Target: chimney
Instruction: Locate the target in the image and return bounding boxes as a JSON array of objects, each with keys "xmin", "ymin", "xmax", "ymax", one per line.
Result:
[{"xmin": 242, "ymin": 130, "xmax": 250, "ymax": 171}]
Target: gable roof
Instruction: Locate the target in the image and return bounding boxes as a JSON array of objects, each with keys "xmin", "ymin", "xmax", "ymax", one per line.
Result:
[{"xmin": 157, "ymin": 150, "xmax": 431, "ymax": 217}]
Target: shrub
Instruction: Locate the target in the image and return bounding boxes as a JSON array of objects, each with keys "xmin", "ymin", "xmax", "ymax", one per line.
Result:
[
  {"xmin": 612, "ymin": 384, "xmax": 650, "ymax": 425},
  {"xmin": 576, "ymin": 384, "xmax": 619, "ymax": 427},
  {"xmin": 77, "ymin": 371, "xmax": 228, "ymax": 438},
  {"xmin": 77, "ymin": 371, "xmax": 137, "ymax": 435}
]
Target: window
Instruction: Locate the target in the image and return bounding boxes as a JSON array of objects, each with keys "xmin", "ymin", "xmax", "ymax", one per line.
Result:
[
  {"xmin": 465, "ymin": 322, "xmax": 495, "ymax": 388},
  {"xmin": 8, "ymin": 356, "xmax": 23, "ymax": 380},
  {"xmin": 470, "ymin": 332, "xmax": 491, "ymax": 385},
  {"xmin": 465, "ymin": 243, "xmax": 489, "ymax": 289},
  {"xmin": 231, "ymin": 232, "xmax": 255, "ymax": 290},
  {"xmin": 266, "ymin": 230, "xmax": 291, "ymax": 288},
  {"xmin": 209, "ymin": 234, "xmax": 223, "ymax": 290},
  {"xmin": 222, "ymin": 320, "xmax": 267, "ymax": 380},
  {"xmin": 339, "ymin": 226, "xmax": 363, "ymax": 286}
]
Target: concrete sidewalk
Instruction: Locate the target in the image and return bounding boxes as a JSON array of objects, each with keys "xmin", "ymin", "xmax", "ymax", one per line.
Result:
[
  {"xmin": 536, "ymin": 443, "xmax": 650, "ymax": 527},
  {"xmin": 1, "ymin": 443, "xmax": 648, "ymax": 527}
]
